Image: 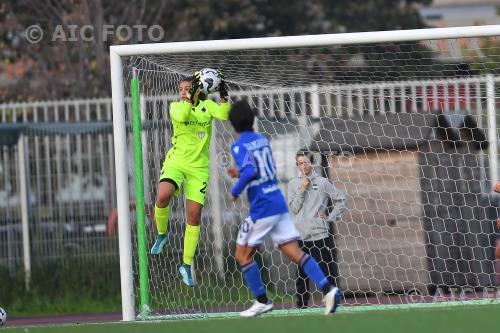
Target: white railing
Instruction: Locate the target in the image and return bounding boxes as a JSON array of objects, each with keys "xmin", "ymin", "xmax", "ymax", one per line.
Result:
[
  {"xmin": 3, "ymin": 75, "xmax": 495, "ymax": 121},
  {"xmin": 0, "ymin": 99, "xmax": 117, "ymax": 273}
]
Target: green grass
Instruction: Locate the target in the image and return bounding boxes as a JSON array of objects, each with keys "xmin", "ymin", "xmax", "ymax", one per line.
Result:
[
  {"xmin": 5, "ymin": 296, "xmax": 121, "ymax": 316},
  {"xmin": 5, "ymin": 302, "xmax": 500, "ymax": 333},
  {"xmin": 147, "ymin": 275, "xmax": 289, "ymax": 312},
  {"xmin": 0, "ymin": 259, "xmax": 121, "ymax": 316}
]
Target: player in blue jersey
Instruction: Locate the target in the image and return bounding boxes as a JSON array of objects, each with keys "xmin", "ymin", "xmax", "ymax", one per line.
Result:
[{"xmin": 226, "ymin": 100, "xmax": 342, "ymax": 317}]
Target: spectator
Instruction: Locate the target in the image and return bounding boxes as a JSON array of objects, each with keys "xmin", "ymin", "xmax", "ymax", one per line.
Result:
[{"xmin": 287, "ymin": 151, "xmax": 347, "ymax": 308}]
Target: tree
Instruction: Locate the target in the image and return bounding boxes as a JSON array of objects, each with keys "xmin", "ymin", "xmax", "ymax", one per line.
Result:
[
  {"xmin": 463, "ymin": 37, "xmax": 500, "ymax": 75},
  {"xmin": 0, "ymin": 0, "xmax": 432, "ymax": 101},
  {"xmin": 0, "ymin": 0, "xmax": 178, "ymax": 101},
  {"xmin": 326, "ymin": 0, "xmax": 431, "ymax": 32}
]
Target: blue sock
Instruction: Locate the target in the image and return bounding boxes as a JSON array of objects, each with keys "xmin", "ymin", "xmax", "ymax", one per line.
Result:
[
  {"xmin": 300, "ymin": 254, "xmax": 331, "ymax": 293},
  {"xmin": 241, "ymin": 261, "xmax": 267, "ymax": 300}
]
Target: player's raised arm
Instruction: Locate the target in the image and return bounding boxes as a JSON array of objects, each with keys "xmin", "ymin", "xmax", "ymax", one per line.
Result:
[
  {"xmin": 230, "ymin": 145, "xmax": 257, "ymax": 199},
  {"xmin": 206, "ymin": 99, "xmax": 231, "ymax": 121},
  {"xmin": 230, "ymin": 164, "xmax": 258, "ymax": 199},
  {"xmin": 169, "ymin": 76, "xmax": 199, "ymax": 122},
  {"xmin": 208, "ymin": 70, "xmax": 231, "ymax": 120}
]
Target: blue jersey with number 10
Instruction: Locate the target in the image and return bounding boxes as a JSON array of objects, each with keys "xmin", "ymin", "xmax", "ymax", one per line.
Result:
[{"xmin": 230, "ymin": 131, "xmax": 289, "ymax": 221}]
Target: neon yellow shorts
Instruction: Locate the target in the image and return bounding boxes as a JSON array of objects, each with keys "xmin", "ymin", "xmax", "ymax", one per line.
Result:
[{"xmin": 159, "ymin": 159, "xmax": 209, "ymax": 205}]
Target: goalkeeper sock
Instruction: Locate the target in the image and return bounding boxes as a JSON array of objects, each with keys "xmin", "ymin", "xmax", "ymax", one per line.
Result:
[
  {"xmin": 241, "ymin": 261, "xmax": 267, "ymax": 302},
  {"xmin": 183, "ymin": 224, "xmax": 201, "ymax": 265},
  {"xmin": 154, "ymin": 204, "xmax": 170, "ymax": 235},
  {"xmin": 299, "ymin": 254, "xmax": 331, "ymax": 294}
]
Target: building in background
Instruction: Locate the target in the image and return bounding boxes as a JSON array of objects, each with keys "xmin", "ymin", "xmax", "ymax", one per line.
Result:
[
  {"xmin": 416, "ymin": 1, "xmax": 500, "ymax": 64},
  {"xmin": 420, "ymin": 0, "xmax": 500, "ymax": 27}
]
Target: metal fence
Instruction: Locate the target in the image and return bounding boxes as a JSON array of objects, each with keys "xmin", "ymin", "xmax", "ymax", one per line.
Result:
[
  {"xmin": 0, "ymin": 99, "xmax": 117, "ymax": 273},
  {"xmin": 0, "ymin": 75, "xmax": 498, "ymax": 276}
]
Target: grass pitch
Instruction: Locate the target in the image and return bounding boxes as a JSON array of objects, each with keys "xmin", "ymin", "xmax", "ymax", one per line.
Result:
[{"xmin": 4, "ymin": 302, "xmax": 500, "ymax": 333}]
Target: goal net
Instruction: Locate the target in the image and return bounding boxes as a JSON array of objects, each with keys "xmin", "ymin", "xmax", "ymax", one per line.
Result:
[{"xmin": 112, "ymin": 26, "xmax": 500, "ymax": 320}]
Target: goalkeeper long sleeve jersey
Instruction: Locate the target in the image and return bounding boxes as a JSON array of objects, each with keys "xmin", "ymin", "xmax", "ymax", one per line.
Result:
[
  {"xmin": 287, "ymin": 173, "xmax": 347, "ymax": 241},
  {"xmin": 166, "ymin": 99, "xmax": 230, "ymax": 168}
]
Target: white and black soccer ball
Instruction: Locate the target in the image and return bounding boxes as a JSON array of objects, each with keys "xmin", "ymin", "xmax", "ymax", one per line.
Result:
[
  {"xmin": 0, "ymin": 307, "xmax": 6, "ymax": 327},
  {"xmin": 198, "ymin": 68, "xmax": 222, "ymax": 94}
]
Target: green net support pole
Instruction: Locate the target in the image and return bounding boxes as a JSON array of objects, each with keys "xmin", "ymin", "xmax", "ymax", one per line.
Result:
[{"xmin": 131, "ymin": 68, "xmax": 150, "ymax": 314}]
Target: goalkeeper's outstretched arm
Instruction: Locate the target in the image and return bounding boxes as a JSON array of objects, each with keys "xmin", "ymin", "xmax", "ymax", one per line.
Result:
[
  {"xmin": 209, "ymin": 69, "xmax": 230, "ymax": 120},
  {"xmin": 206, "ymin": 99, "xmax": 231, "ymax": 121}
]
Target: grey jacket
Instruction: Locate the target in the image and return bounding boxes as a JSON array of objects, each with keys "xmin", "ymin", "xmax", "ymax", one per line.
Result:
[{"xmin": 287, "ymin": 173, "xmax": 347, "ymax": 241}]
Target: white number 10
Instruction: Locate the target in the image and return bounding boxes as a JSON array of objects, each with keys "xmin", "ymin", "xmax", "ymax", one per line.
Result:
[{"xmin": 253, "ymin": 147, "xmax": 276, "ymax": 182}]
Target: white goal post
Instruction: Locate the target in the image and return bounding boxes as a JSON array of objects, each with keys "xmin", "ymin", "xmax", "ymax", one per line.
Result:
[{"xmin": 110, "ymin": 25, "xmax": 500, "ymax": 321}]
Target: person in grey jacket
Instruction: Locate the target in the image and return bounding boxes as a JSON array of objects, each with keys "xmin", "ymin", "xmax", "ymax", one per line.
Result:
[{"xmin": 288, "ymin": 151, "xmax": 347, "ymax": 308}]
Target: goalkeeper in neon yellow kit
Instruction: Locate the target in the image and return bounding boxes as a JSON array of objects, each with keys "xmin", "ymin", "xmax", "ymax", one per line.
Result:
[{"xmin": 151, "ymin": 70, "xmax": 230, "ymax": 287}]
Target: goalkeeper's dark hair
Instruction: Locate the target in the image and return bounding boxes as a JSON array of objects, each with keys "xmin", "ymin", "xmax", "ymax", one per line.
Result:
[
  {"xmin": 229, "ymin": 100, "xmax": 255, "ymax": 133},
  {"xmin": 179, "ymin": 76, "xmax": 194, "ymax": 84}
]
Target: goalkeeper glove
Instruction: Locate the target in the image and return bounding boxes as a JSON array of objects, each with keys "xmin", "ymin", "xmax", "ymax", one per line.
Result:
[
  {"xmin": 218, "ymin": 70, "xmax": 229, "ymax": 100},
  {"xmin": 188, "ymin": 74, "xmax": 205, "ymax": 107},
  {"xmin": 193, "ymin": 70, "xmax": 201, "ymax": 82}
]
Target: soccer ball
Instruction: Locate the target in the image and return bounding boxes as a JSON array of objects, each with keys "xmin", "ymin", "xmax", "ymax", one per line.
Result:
[
  {"xmin": 198, "ymin": 68, "xmax": 222, "ymax": 94},
  {"xmin": 0, "ymin": 307, "xmax": 6, "ymax": 327}
]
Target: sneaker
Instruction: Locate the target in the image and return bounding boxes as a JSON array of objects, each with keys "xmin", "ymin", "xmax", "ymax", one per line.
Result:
[
  {"xmin": 324, "ymin": 287, "xmax": 342, "ymax": 315},
  {"xmin": 179, "ymin": 264, "xmax": 195, "ymax": 287},
  {"xmin": 150, "ymin": 234, "xmax": 168, "ymax": 255},
  {"xmin": 240, "ymin": 300, "xmax": 273, "ymax": 317}
]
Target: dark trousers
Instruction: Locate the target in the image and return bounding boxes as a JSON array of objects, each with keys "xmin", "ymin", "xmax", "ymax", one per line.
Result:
[{"xmin": 296, "ymin": 235, "xmax": 338, "ymax": 307}]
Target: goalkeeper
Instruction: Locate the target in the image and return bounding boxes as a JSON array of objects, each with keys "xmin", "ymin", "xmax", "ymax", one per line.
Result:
[{"xmin": 151, "ymin": 70, "xmax": 230, "ymax": 287}]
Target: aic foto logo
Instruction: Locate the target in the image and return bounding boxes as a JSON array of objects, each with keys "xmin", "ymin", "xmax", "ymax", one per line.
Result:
[{"xmin": 25, "ymin": 24, "xmax": 165, "ymax": 43}]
